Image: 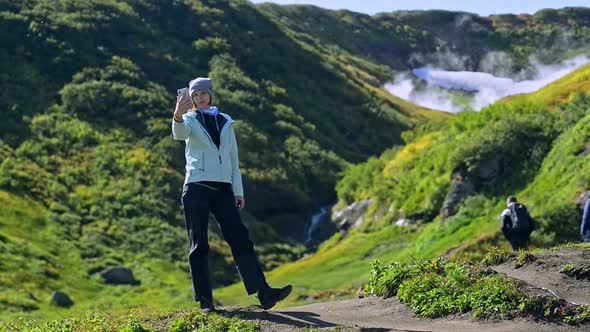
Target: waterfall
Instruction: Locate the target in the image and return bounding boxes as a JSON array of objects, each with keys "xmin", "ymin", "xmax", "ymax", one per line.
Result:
[{"xmin": 304, "ymin": 204, "xmax": 333, "ymax": 247}]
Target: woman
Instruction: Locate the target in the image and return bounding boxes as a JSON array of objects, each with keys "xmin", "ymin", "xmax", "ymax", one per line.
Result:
[{"xmin": 172, "ymin": 77, "xmax": 291, "ymax": 313}]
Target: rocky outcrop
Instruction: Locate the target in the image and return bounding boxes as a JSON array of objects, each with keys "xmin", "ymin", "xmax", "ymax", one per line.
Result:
[
  {"xmin": 440, "ymin": 171, "xmax": 475, "ymax": 221},
  {"xmin": 100, "ymin": 266, "xmax": 139, "ymax": 285},
  {"xmin": 51, "ymin": 291, "xmax": 74, "ymax": 308},
  {"xmin": 440, "ymin": 157, "xmax": 503, "ymax": 221},
  {"xmin": 333, "ymin": 199, "xmax": 373, "ymax": 230}
]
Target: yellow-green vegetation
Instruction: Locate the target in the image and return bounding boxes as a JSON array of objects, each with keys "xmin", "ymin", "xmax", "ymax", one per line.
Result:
[
  {"xmin": 364, "ymin": 257, "xmax": 590, "ymax": 324},
  {"xmin": 1, "ymin": 0, "xmax": 446, "ymax": 322},
  {"xmin": 0, "ymin": 191, "xmax": 53, "ymax": 313},
  {"xmin": 510, "ymin": 63, "xmax": 590, "ymax": 108},
  {"xmin": 482, "ymin": 246, "xmax": 513, "ymax": 266},
  {"xmin": 544, "ymin": 242, "xmax": 590, "ymax": 252},
  {"xmin": 514, "ymin": 251, "xmax": 536, "ymax": 269},
  {"xmin": 337, "ymin": 64, "xmax": 590, "ymax": 245},
  {"xmin": 0, "ymin": 306, "xmax": 259, "ymax": 332},
  {"xmin": 217, "ymin": 63, "xmax": 590, "ymax": 310},
  {"xmin": 2, "ymin": 0, "xmax": 590, "ymax": 325},
  {"xmin": 216, "ymin": 194, "xmax": 502, "ymax": 307},
  {"xmin": 365, "ymin": 258, "xmax": 525, "ymax": 318},
  {"xmin": 0, "ymin": 192, "xmax": 195, "ymax": 322},
  {"xmin": 482, "ymin": 243, "xmax": 590, "ymax": 268},
  {"xmin": 1, "ymin": 0, "xmax": 450, "ymax": 317},
  {"xmin": 560, "ymin": 263, "xmax": 590, "ymax": 279},
  {"xmin": 566, "ymin": 305, "xmax": 590, "ymax": 325}
]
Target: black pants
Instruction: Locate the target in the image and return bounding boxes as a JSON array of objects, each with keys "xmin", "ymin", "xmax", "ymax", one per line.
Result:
[
  {"xmin": 503, "ymin": 229, "xmax": 530, "ymax": 250},
  {"xmin": 181, "ymin": 181, "xmax": 267, "ymax": 303}
]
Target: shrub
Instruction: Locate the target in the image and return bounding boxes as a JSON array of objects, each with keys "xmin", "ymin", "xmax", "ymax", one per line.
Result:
[
  {"xmin": 482, "ymin": 246, "xmax": 513, "ymax": 266},
  {"xmin": 365, "ymin": 258, "xmax": 527, "ymax": 318}
]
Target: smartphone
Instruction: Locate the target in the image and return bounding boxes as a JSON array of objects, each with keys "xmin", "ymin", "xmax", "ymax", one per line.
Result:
[
  {"xmin": 176, "ymin": 88, "xmax": 191, "ymax": 113},
  {"xmin": 177, "ymin": 87, "xmax": 189, "ymax": 96}
]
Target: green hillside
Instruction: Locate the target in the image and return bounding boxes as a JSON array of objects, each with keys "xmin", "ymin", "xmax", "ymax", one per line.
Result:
[
  {"xmin": 2, "ymin": 0, "xmax": 589, "ymax": 324},
  {"xmin": 216, "ymin": 64, "xmax": 590, "ymax": 308},
  {"xmin": 256, "ymin": 5, "xmax": 590, "ymax": 71},
  {"xmin": 0, "ymin": 0, "xmax": 445, "ymax": 322}
]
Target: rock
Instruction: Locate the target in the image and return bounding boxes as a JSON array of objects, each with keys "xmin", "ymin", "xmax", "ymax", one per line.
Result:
[
  {"xmin": 395, "ymin": 218, "xmax": 409, "ymax": 227},
  {"xmin": 480, "ymin": 267, "xmax": 497, "ymax": 276},
  {"xmin": 100, "ymin": 266, "xmax": 139, "ymax": 285},
  {"xmin": 440, "ymin": 171, "xmax": 475, "ymax": 220},
  {"xmin": 352, "ymin": 216, "xmax": 364, "ymax": 228},
  {"xmin": 357, "ymin": 287, "xmax": 366, "ymax": 298},
  {"xmin": 578, "ymin": 142, "xmax": 590, "ymax": 157},
  {"xmin": 333, "ymin": 199, "xmax": 373, "ymax": 230},
  {"xmin": 51, "ymin": 291, "xmax": 74, "ymax": 308},
  {"xmin": 445, "ymin": 246, "xmax": 461, "ymax": 257}
]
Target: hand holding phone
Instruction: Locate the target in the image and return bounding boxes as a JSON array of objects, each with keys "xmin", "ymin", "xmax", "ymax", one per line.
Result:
[{"xmin": 175, "ymin": 88, "xmax": 192, "ymax": 115}]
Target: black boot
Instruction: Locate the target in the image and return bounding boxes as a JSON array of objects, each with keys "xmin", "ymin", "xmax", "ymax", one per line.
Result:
[
  {"xmin": 198, "ymin": 296, "xmax": 216, "ymax": 314},
  {"xmin": 257, "ymin": 284, "xmax": 292, "ymax": 310}
]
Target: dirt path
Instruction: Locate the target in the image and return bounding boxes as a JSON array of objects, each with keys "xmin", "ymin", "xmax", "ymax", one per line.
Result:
[
  {"xmin": 492, "ymin": 248, "xmax": 590, "ymax": 305},
  {"xmin": 223, "ymin": 247, "xmax": 590, "ymax": 331},
  {"xmin": 225, "ymin": 297, "xmax": 586, "ymax": 331}
]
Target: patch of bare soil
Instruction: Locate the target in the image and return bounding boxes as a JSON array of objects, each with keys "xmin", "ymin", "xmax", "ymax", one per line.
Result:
[
  {"xmin": 492, "ymin": 247, "xmax": 590, "ymax": 305},
  {"xmin": 223, "ymin": 297, "xmax": 586, "ymax": 331}
]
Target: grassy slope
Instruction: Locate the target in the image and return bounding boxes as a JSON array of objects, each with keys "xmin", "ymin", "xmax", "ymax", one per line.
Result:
[
  {"xmin": 3, "ymin": 1, "xmax": 588, "ymax": 323},
  {"xmin": 0, "ymin": 0, "xmax": 446, "ymax": 322},
  {"xmin": 216, "ymin": 64, "xmax": 590, "ymax": 307},
  {"xmin": 0, "ymin": 190, "xmax": 195, "ymax": 323},
  {"xmin": 0, "ymin": 305, "xmax": 260, "ymax": 331}
]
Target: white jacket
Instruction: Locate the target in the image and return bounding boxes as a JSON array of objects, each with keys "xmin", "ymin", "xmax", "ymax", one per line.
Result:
[{"xmin": 171, "ymin": 109, "xmax": 244, "ymax": 197}]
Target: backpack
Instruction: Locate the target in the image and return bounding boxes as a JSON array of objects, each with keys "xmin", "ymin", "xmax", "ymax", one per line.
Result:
[{"xmin": 509, "ymin": 203, "xmax": 531, "ymax": 231}]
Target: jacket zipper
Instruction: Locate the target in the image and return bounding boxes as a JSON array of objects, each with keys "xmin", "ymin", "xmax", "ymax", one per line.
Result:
[
  {"xmin": 195, "ymin": 113, "xmax": 233, "ymax": 167},
  {"xmin": 200, "ymin": 152, "xmax": 205, "ymax": 171}
]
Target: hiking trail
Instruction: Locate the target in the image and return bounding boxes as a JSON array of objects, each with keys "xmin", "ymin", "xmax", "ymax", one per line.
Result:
[{"xmin": 221, "ymin": 247, "xmax": 590, "ymax": 331}]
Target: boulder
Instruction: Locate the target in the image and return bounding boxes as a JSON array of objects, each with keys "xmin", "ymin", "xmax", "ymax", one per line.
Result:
[
  {"xmin": 100, "ymin": 266, "xmax": 139, "ymax": 285},
  {"xmin": 51, "ymin": 291, "xmax": 74, "ymax": 308},
  {"xmin": 332, "ymin": 199, "xmax": 373, "ymax": 230}
]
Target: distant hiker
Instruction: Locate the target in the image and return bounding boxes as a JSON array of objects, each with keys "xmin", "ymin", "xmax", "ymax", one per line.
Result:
[
  {"xmin": 500, "ymin": 196, "xmax": 537, "ymax": 250},
  {"xmin": 581, "ymin": 192, "xmax": 590, "ymax": 242},
  {"xmin": 172, "ymin": 77, "xmax": 292, "ymax": 313}
]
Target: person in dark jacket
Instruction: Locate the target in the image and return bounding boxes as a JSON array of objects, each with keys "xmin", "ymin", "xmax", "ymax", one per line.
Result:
[
  {"xmin": 581, "ymin": 192, "xmax": 590, "ymax": 242},
  {"xmin": 172, "ymin": 77, "xmax": 292, "ymax": 313},
  {"xmin": 500, "ymin": 196, "xmax": 535, "ymax": 250}
]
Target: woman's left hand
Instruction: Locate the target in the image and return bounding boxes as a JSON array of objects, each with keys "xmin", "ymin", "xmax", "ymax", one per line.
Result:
[{"xmin": 235, "ymin": 196, "xmax": 245, "ymax": 209}]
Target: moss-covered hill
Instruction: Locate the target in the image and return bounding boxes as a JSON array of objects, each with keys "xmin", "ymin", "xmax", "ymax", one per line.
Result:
[{"xmin": 216, "ymin": 63, "xmax": 590, "ymax": 308}]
